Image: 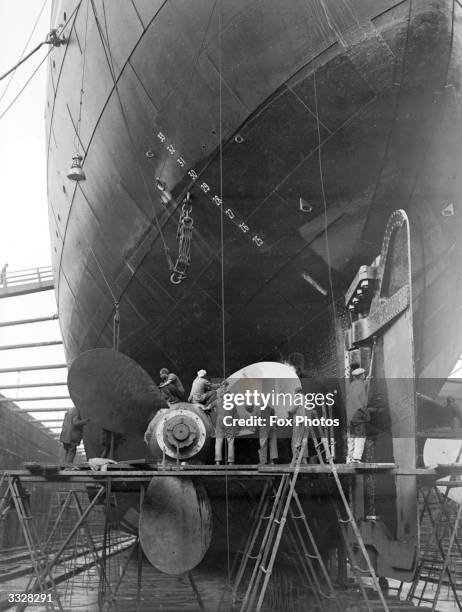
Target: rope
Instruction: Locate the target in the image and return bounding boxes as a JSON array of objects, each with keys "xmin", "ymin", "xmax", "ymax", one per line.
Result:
[
  {"xmin": 0, "ymin": 0, "xmax": 49, "ymax": 102},
  {"xmin": 90, "ymin": 0, "xmax": 173, "ymax": 272},
  {"xmin": 359, "ymin": 0, "xmax": 412, "ymax": 239},
  {"xmin": 0, "ymin": 48, "xmax": 52, "ymax": 121},
  {"xmin": 88, "ymin": 247, "xmax": 121, "ymax": 352},
  {"xmin": 0, "ymin": 41, "xmax": 49, "ymax": 84},
  {"xmin": 74, "ymin": 0, "xmax": 90, "ymax": 154},
  {"xmin": 310, "ymin": 7, "xmax": 338, "ymax": 347},
  {"xmin": 113, "ymin": 302, "xmax": 120, "ymax": 352},
  {"xmin": 215, "ymin": 0, "xmax": 231, "ymax": 585},
  {"xmin": 157, "ymin": 0, "xmax": 219, "ymax": 182},
  {"xmin": 0, "ymin": 3, "xmax": 81, "ymax": 122}
]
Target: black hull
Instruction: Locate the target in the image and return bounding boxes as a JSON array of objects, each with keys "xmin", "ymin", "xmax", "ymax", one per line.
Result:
[
  {"xmin": 46, "ymin": 0, "xmax": 462, "ymax": 581},
  {"xmin": 47, "ymin": 0, "xmax": 462, "ymax": 388}
]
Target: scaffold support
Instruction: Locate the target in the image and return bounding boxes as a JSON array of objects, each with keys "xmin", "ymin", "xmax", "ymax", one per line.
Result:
[
  {"xmin": 230, "ymin": 435, "xmax": 341, "ymax": 612},
  {"xmin": 0, "ymin": 474, "xmax": 63, "ymax": 611},
  {"xmin": 404, "ymin": 479, "xmax": 462, "ymax": 609}
]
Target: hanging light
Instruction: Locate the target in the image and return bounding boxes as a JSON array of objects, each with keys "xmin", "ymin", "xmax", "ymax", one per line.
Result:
[{"xmin": 67, "ymin": 154, "xmax": 86, "ymax": 181}]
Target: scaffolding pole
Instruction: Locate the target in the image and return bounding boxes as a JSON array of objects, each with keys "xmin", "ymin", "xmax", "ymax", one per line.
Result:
[
  {"xmin": 0, "ymin": 364, "xmax": 67, "ymax": 373},
  {"xmin": 16, "ymin": 407, "xmax": 72, "ymax": 413},
  {"xmin": 0, "ymin": 315, "xmax": 58, "ymax": 328},
  {"xmin": 0, "ymin": 340, "xmax": 63, "ymax": 351},
  {"xmin": 0, "ymin": 396, "xmax": 70, "ymax": 403},
  {"xmin": 0, "ymin": 382, "xmax": 67, "ymax": 390}
]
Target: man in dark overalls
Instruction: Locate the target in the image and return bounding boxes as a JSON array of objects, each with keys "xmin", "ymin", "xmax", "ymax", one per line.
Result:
[{"xmin": 60, "ymin": 407, "xmax": 89, "ymax": 463}]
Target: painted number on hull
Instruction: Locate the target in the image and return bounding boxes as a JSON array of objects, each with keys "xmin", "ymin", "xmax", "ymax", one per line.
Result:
[{"xmin": 155, "ymin": 130, "xmax": 264, "ymax": 248}]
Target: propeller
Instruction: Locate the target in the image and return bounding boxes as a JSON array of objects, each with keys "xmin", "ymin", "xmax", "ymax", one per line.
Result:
[
  {"xmin": 139, "ymin": 476, "xmax": 212, "ymax": 574},
  {"xmin": 69, "ymin": 349, "xmax": 213, "ymax": 573},
  {"xmin": 67, "ymin": 348, "xmax": 167, "ymax": 435}
]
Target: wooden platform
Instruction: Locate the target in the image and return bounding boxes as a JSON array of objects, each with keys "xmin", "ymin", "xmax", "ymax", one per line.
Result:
[{"xmin": 0, "ymin": 462, "xmax": 445, "ymax": 483}]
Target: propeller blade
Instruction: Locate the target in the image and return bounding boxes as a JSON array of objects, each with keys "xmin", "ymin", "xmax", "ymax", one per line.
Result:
[
  {"xmin": 68, "ymin": 348, "xmax": 166, "ymax": 435},
  {"xmin": 139, "ymin": 476, "xmax": 212, "ymax": 574}
]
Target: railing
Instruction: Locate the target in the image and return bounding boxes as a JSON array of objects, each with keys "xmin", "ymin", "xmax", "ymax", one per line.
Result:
[
  {"xmin": 0, "ymin": 265, "xmax": 54, "ymax": 297},
  {"xmin": 1, "ymin": 265, "xmax": 53, "ymax": 288}
]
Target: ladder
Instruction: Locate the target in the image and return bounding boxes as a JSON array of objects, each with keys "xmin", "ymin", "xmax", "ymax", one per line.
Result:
[
  {"xmin": 0, "ymin": 473, "xmax": 63, "ymax": 610},
  {"xmin": 404, "ymin": 480, "xmax": 462, "ymax": 609},
  {"xmin": 308, "ymin": 424, "xmax": 390, "ymax": 612},
  {"xmin": 232, "ymin": 436, "xmax": 341, "ymax": 612}
]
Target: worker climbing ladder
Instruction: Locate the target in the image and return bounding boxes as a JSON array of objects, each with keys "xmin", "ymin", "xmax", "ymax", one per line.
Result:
[{"xmin": 0, "ymin": 473, "xmax": 63, "ymax": 610}]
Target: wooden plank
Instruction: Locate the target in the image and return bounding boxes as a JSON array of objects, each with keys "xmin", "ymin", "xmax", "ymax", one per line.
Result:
[{"xmin": 0, "ymin": 465, "xmax": 440, "ymax": 484}]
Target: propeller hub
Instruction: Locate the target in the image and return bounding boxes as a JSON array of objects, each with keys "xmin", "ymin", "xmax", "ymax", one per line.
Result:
[
  {"xmin": 165, "ymin": 415, "xmax": 197, "ymax": 448},
  {"xmin": 155, "ymin": 406, "xmax": 209, "ymax": 459}
]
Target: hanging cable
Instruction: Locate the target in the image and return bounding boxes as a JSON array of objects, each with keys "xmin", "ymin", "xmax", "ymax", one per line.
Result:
[
  {"xmin": 73, "ymin": 0, "xmax": 90, "ymax": 155},
  {"xmin": 0, "ymin": 27, "xmax": 65, "ymax": 84},
  {"xmin": 309, "ymin": 4, "xmax": 339, "ymax": 356},
  {"xmin": 0, "ymin": 48, "xmax": 52, "ymax": 121},
  {"xmin": 89, "ymin": 247, "xmax": 121, "ymax": 353},
  {"xmin": 0, "ymin": 0, "xmax": 49, "ymax": 104},
  {"xmin": 216, "ymin": 0, "xmax": 231, "ymax": 585},
  {"xmin": 90, "ymin": 0, "xmax": 174, "ymax": 273},
  {"xmin": 0, "ymin": 2, "xmax": 82, "ymax": 122},
  {"xmin": 156, "ymin": 0, "xmax": 219, "ymax": 181},
  {"xmin": 112, "ymin": 302, "xmax": 120, "ymax": 352}
]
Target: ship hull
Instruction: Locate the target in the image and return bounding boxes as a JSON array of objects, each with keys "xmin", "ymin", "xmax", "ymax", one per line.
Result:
[
  {"xmin": 47, "ymin": 0, "xmax": 462, "ymax": 580},
  {"xmin": 47, "ymin": 0, "xmax": 462, "ymax": 387}
]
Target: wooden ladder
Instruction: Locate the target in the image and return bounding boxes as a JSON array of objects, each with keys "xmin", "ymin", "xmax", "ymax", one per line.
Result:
[
  {"xmin": 231, "ymin": 437, "xmax": 341, "ymax": 612},
  {"xmin": 0, "ymin": 473, "xmax": 63, "ymax": 610}
]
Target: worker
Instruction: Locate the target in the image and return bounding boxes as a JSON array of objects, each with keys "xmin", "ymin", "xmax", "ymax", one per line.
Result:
[
  {"xmin": 60, "ymin": 407, "xmax": 89, "ymax": 463},
  {"xmin": 448, "ymin": 396, "xmax": 462, "ymax": 429},
  {"xmin": 210, "ymin": 383, "xmax": 236, "ymax": 465},
  {"xmin": 101, "ymin": 429, "xmax": 125, "ymax": 459},
  {"xmin": 287, "ymin": 357, "xmax": 329, "ymax": 464},
  {"xmin": 287, "ymin": 351, "xmax": 308, "ymax": 379},
  {"xmin": 188, "ymin": 369, "xmax": 220, "ymax": 408},
  {"xmin": 159, "ymin": 367, "xmax": 184, "ymax": 405},
  {"xmin": 288, "ymin": 397, "xmax": 309, "ymax": 464},
  {"xmin": 258, "ymin": 404, "xmax": 278, "ymax": 465},
  {"xmin": 346, "ymin": 367, "xmax": 370, "ymax": 463}
]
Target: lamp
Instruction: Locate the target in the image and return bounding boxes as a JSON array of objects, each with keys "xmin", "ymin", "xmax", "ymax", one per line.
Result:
[{"xmin": 67, "ymin": 154, "xmax": 86, "ymax": 181}]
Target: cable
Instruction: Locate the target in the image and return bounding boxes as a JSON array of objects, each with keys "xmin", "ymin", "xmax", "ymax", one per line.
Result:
[
  {"xmin": 216, "ymin": 0, "xmax": 231, "ymax": 585},
  {"xmin": 90, "ymin": 0, "xmax": 173, "ymax": 272},
  {"xmin": 0, "ymin": 41, "xmax": 48, "ymax": 84},
  {"xmin": 74, "ymin": 0, "xmax": 90, "ymax": 153},
  {"xmin": 359, "ymin": 0, "xmax": 413, "ymax": 239},
  {"xmin": 157, "ymin": 0, "xmax": 219, "ymax": 181},
  {"xmin": 0, "ymin": 0, "xmax": 49, "ymax": 103},
  {"xmin": 0, "ymin": 48, "xmax": 52, "ymax": 121},
  {"xmin": 309, "ymin": 7, "xmax": 338, "ymax": 349},
  {"xmin": 0, "ymin": 1, "xmax": 81, "ymax": 123}
]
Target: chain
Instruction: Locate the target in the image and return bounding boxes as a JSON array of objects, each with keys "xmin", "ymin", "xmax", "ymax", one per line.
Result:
[
  {"xmin": 112, "ymin": 301, "xmax": 120, "ymax": 352},
  {"xmin": 170, "ymin": 193, "xmax": 194, "ymax": 284}
]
